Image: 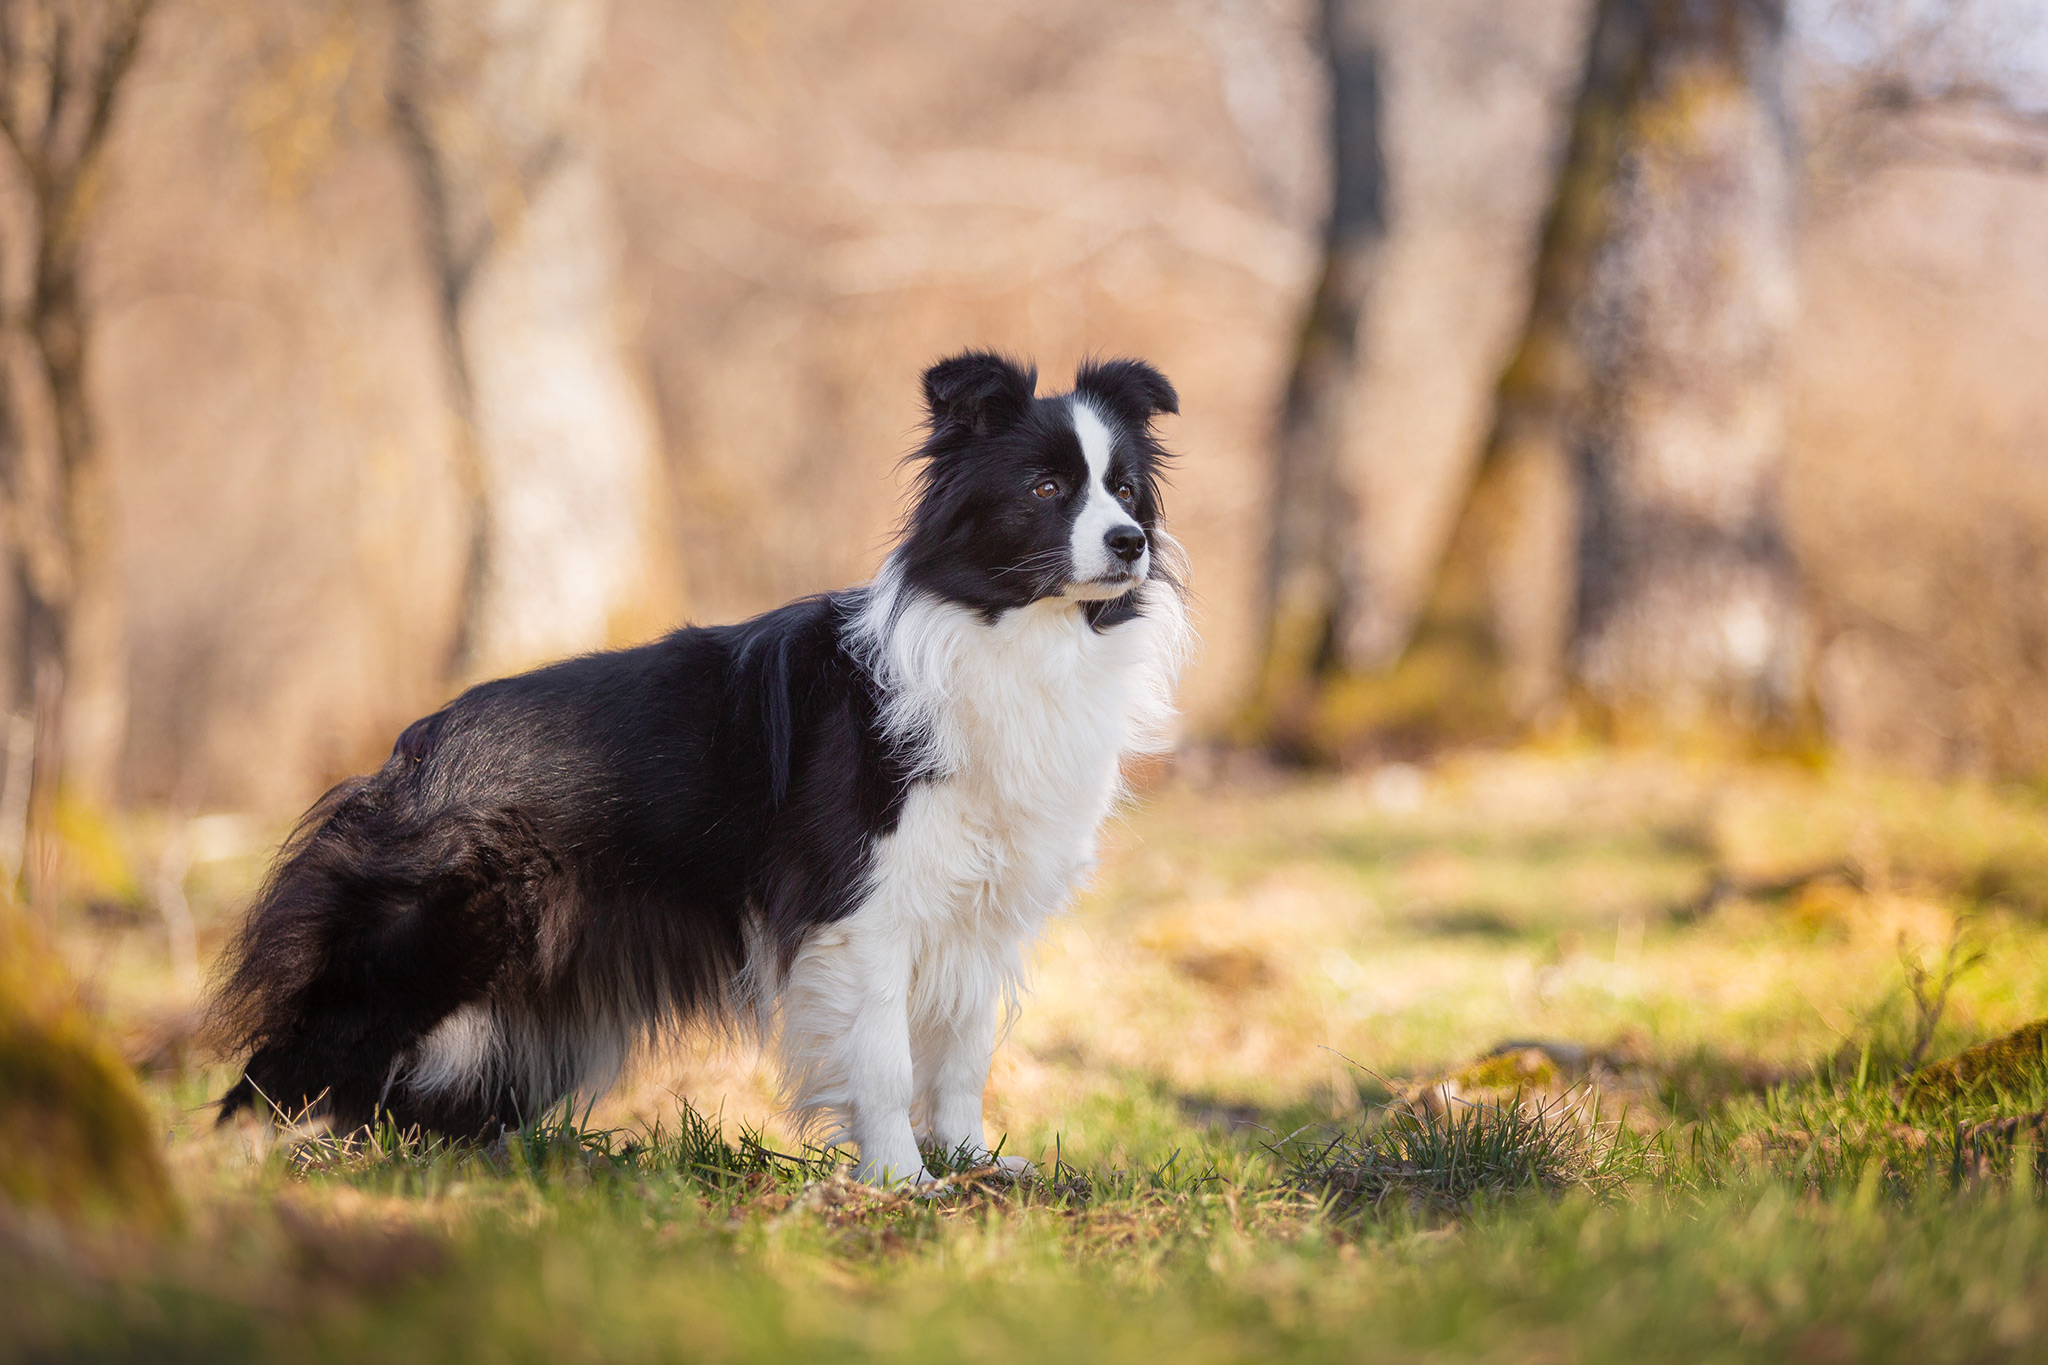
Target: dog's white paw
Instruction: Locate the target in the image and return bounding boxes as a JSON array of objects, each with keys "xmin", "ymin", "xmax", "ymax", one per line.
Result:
[
  {"xmin": 859, "ymin": 1161, "xmax": 947, "ymax": 1194},
  {"xmin": 989, "ymin": 1154, "xmax": 1036, "ymax": 1179}
]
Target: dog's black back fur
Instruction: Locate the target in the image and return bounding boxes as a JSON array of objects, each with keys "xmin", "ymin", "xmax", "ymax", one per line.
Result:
[{"xmin": 212, "ymin": 595, "xmax": 912, "ymax": 1133}]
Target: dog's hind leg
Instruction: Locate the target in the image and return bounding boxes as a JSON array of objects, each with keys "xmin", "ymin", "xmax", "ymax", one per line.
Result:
[
  {"xmin": 390, "ymin": 983, "xmax": 639, "ymax": 1138},
  {"xmin": 229, "ymin": 877, "xmax": 526, "ymax": 1133},
  {"xmin": 217, "ymin": 813, "xmax": 550, "ymax": 1135}
]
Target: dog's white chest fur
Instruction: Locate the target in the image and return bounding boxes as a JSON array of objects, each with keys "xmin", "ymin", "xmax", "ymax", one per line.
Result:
[
  {"xmin": 884, "ymin": 602, "xmax": 1135, "ymax": 939},
  {"xmin": 766, "ymin": 559, "xmax": 1188, "ymax": 1169},
  {"xmin": 853, "ymin": 562, "xmax": 1187, "ymax": 947}
]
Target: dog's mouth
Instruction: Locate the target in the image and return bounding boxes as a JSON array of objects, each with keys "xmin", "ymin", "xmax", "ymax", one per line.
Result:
[{"xmin": 1062, "ymin": 567, "xmax": 1145, "ymax": 601}]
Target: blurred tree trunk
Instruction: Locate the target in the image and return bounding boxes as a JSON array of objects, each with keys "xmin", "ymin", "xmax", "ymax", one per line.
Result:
[
  {"xmin": 1404, "ymin": 0, "xmax": 1804, "ymax": 739},
  {"xmin": 388, "ymin": 0, "xmax": 664, "ymax": 686},
  {"xmin": 0, "ymin": 0, "xmax": 154, "ymax": 906},
  {"xmin": 1244, "ymin": 0, "xmax": 1386, "ymax": 756}
]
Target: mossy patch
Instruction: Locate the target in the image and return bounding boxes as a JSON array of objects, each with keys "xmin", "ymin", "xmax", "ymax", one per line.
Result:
[
  {"xmin": 1893, "ymin": 1018, "xmax": 2048, "ymax": 1112},
  {"xmin": 0, "ymin": 908, "xmax": 173, "ymax": 1228},
  {"xmin": 1453, "ymin": 1047, "xmax": 1565, "ymax": 1092},
  {"xmin": 1400, "ymin": 1040, "xmax": 1667, "ymax": 1131}
]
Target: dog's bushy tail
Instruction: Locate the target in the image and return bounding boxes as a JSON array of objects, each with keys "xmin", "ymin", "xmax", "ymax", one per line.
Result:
[{"xmin": 207, "ymin": 770, "xmax": 551, "ymax": 1133}]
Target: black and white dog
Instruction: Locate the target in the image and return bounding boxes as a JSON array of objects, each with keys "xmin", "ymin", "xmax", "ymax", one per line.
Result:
[{"xmin": 211, "ymin": 351, "xmax": 1190, "ymax": 1186}]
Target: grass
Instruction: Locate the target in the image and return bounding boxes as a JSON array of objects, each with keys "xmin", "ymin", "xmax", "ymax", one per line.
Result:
[
  {"xmin": 10, "ymin": 746, "xmax": 2048, "ymax": 1360},
  {"xmin": 1282, "ymin": 1094, "xmax": 1649, "ymax": 1219}
]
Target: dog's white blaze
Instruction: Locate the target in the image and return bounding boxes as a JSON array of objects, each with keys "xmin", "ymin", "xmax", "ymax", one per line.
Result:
[
  {"xmin": 1065, "ymin": 398, "xmax": 1148, "ymax": 595},
  {"xmin": 778, "ymin": 553, "xmax": 1192, "ymax": 1184}
]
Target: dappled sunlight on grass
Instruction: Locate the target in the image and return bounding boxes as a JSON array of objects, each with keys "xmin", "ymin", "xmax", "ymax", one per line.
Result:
[
  {"xmin": 992, "ymin": 750, "xmax": 2048, "ymax": 1139},
  {"xmin": 13, "ymin": 748, "xmax": 2048, "ymax": 1360}
]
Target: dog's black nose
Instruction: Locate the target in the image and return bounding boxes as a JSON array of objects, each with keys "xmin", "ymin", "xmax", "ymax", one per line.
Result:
[{"xmin": 1106, "ymin": 525, "xmax": 1147, "ymax": 565}]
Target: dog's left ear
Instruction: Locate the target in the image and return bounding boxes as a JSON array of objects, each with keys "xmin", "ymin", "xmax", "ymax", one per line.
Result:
[{"xmin": 1074, "ymin": 358, "xmax": 1178, "ymax": 430}]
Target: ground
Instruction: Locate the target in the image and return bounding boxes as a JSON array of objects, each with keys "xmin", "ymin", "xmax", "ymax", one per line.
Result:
[{"xmin": 8, "ymin": 744, "xmax": 2048, "ymax": 1361}]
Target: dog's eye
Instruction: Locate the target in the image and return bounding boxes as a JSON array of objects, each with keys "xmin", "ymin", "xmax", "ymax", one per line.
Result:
[
  {"xmin": 1032, "ymin": 479, "xmax": 1062, "ymax": 500},
  {"xmin": 1115, "ymin": 482, "xmax": 1136, "ymax": 504}
]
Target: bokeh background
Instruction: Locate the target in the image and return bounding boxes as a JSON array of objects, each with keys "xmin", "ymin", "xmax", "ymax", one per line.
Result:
[
  {"xmin": 0, "ymin": 0, "xmax": 2045, "ymax": 957},
  {"xmin": 13, "ymin": 10, "xmax": 2048, "ymax": 1329}
]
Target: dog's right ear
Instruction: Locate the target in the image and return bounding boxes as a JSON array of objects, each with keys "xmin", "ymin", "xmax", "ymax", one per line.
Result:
[{"xmin": 922, "ymin": 351, "xmax": 1037, "ymax": 436}]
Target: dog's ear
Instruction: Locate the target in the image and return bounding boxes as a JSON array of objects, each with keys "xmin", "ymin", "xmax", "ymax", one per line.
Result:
[
  {"xmin": 1074, "ymin": 358, "xmax": 1178, "ymax": 429},
  {"xmin": 922, "ymin": 351, "xmax": 1038, "ymax": 436}
]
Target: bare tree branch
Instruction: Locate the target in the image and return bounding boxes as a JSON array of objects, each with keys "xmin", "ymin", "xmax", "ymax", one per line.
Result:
[
  {"xmin": 42, "ymin": 6, "xmax": 69, "ymax": 166},
  {"xmin": 1850, "ymin": 84, "xmax": 2048, "ymax": 175},
  {"xmin": 80, "ymin": 0, "xmax": 152, "ymax": 163}
]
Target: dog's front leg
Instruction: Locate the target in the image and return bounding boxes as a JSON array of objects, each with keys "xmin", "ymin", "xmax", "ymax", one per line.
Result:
[
  {"xmin": 913, "ymin": 941, "xmax": 1035, "ymax": 1179},
  {"xmin": 915, "ymin": 982, "xmax": 996, "ymax": 1164},
  {"xmin": 777, "ymin": 911, "xmax": 935, "ymax": 1189}
]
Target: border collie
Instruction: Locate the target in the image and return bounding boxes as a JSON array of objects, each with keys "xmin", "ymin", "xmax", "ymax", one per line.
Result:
[{"xmin": 210, "ymin": 351, "xmax": 1191, "ymax": 1187}]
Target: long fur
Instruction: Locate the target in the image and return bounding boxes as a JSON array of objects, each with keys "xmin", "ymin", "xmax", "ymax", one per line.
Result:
[{"xmin": 209, "ymin": 351, "xmax": 1191, "ymax": 1184}]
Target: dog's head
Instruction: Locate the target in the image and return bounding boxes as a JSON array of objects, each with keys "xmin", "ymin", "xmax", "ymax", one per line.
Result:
[{"xmin": 897, "ymin": 351, "xmax": 1178, "ymax": 620}]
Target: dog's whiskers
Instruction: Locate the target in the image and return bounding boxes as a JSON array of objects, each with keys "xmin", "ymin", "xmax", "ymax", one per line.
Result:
[{"xmin": 989, "ymin": 549, "xmax": 1070, "ymax": 579}]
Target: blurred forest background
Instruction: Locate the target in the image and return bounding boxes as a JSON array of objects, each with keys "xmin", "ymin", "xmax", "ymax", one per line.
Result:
[
  {"xmin": 11, "ymin": 6, "xmax": 2048, "ymax": 1349},
  {"xmin": 0, "ymin": 0, "xmax": 2045, "ymax": 907}
]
